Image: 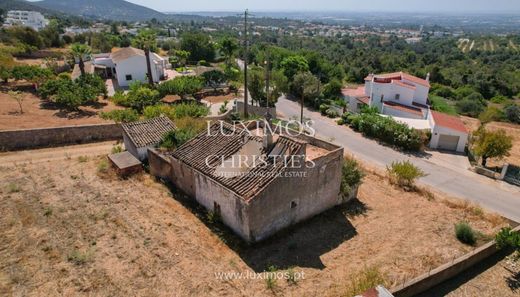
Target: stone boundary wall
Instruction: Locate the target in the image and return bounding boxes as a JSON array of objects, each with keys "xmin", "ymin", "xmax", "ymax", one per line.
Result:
[
  {"xmin": 236, "ymin": 101, "xmax": 277, "ymax": 118},
  {"xmin": 0, "ymin": 123, "xmax": 122, "ymax": 151},
  {"xmin": 390, "ymin": 224, "xmax": 520, "ymax": 297}
]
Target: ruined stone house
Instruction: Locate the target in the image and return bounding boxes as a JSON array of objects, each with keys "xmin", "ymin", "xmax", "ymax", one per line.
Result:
[
  {"xmin": 121, "ymin": 117, "xmax": 175, "ymax": 161},
  {"xmin": 149, "ymin": 121, "xmax": 352, "ymax": 243}
]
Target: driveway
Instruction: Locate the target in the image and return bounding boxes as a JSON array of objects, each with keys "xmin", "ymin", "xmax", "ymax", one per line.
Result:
[{"xmin": 276, "ymin": 96, "xmax": 520, "ymax": 222}]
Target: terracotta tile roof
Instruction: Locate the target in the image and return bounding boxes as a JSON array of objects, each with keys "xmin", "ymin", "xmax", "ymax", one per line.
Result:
[
  {"xmin": 342, "ymin": 86, "xmax": 366, "ymax": 98},
  {"xmin": 365, "ymin": 72, "xmax": 430, "ymax": 88},
  {"xmin": 392, "ymin": 79, "xmax": 416, "ymax": 90},
  {"xmin": 384, "ymin": 101, "xmax": 424, "ymax": 117},
  {"xmin": 431, "ymin": 111, "xmax": 468, "ymax": 133},
  {"xmin": 122, "ymin": 117, "xmax": 176, "ymax": 148},
  {"xmin": 170, "ymin": 122, "xmax": 306, "ymax": 201},
  {"xmin": 356, "ymin": 96, "xmax": 370, "ymax": 105},
  {"xmin": 110, "ymin": 47, "xmax": 145, "ymax": 63}
]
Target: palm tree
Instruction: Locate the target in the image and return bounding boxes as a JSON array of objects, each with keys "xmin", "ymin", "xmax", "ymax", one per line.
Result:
[
  {"xmin": 70, "ymin": 43, "xmax": 91, "ymax": 77},
  {"xmin": 133, "ymin": 30, "xmax": 157, "ymax": 86},
  {"xmin": 220, "ymin": 37, "xmax": 238, "ymax": 67}
]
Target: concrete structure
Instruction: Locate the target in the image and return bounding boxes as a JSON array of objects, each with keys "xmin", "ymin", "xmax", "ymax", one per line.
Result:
[
  {"xmin": 149, "ymin": 121, "xmax": 350, "ymax": 243},
  {"xmin": 428, "ymin": 111, "xmax": 468, "ymax": 153},
  {"xmin": 0, "ymin": 123, "xmax": 121, "ymax": 152},
  {"xmin": 121, "ymin": 117, "xmax": 175, "ymax": 161},
  {"xmin": 108, "ymin": 151, "xmax": 142, "ymax": 176},
  {"xmin": 343, "ymin": 72, "xmax": 468, "ymax": 153},
  {"xmin": 4, "ymin": 10, "xmax": 48, "ymax": 31},
  {"xmin": 92, "ymin": 47, "xmax": 167, "ymax": 87}
]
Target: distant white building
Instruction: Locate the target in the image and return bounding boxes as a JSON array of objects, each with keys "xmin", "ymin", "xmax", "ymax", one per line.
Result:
[
  {"xmin": 343, "ymin": 72, "xmax": 468, "ymax": 153},
  {"xmin": 90, "ymin": 47, "xmax": 167, "ymax": 87},
  {"xmin": 4, "ymin": 10, "xmax": 49, "ymax": 31}
]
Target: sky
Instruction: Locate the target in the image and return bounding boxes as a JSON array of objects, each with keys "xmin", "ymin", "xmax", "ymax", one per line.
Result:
[{"xmin": 123, "ymin": 0, "xmax": 520, "ymax": 13}]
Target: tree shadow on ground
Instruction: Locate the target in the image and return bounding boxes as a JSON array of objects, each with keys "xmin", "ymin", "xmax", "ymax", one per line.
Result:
[
  {"xmin": 53, "ymin": 109, "xmax": 97, "ymax": 119},
  {"xmin": 161, "ymin": 179, "xmax": 366, "ymax": 273},
  {"xmin": 416, "ymin": 249, "xmax": 517, "ymax": 297},
  {"xmin": 506, "ymin": 268, "xmax": 520, "ymax": 292}
]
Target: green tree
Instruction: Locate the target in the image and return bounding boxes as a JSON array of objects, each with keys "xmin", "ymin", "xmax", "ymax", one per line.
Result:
[
  {"xmin": 280, "ymin": 55, "xmax": 309, "ymax": 80},
  {"xmin": 219, "ymin": 37, "xmax": 238, "ymax": 66},
  {"xmin": 157, "ymin": 76, "xmax": 203, "ymax": 100},
  {"xmin": 133, "ymin": 30, "xmax": 157, "ymax": 86},
  {"xmin": 126, "ymin": 82, "xmax": 161, "ymax": 111},
  {"xmin": 473, "ymin": 128, "xmax": 513, "ymax": 166},
  {"xmin": 201, "ymin": 69, "xmax": 227, "ymax": 91},
  {"xmin": 504, "ymin": 104, "xmax": 520, "ymax": 124},
  {"xmin": 70, "ymin": 43, "xmax": 91, "ymax": 77},
  {"xmin": 171, "ymin": 49, "xmax": 190, "ymax": 72},
  {"xmin": 180, "ymin": 32, "xmax": 215, "ymax": 62},
  {"xmin": 323, "ymin": 79, "xmax": 343, "ymax": 99},
  {"xmin": 291, "ymin": 72, "xmax": 321, "ymax": 103}
]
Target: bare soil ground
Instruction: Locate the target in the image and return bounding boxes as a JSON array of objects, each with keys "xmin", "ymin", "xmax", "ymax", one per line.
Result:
[
  {"xmin": 0, "ymin": 86, "xmax": 121, "ymax": 130},
  {"xmin": 443, "ymin": 252, "xmax": 519, "ymax": 297},
  {"xmin": 0, "ymin": 151, "xmax": 507, "ymax": 297},
  {"xmin": 462, "ymin": 116, "xmax": 520, "ymax": 166}
]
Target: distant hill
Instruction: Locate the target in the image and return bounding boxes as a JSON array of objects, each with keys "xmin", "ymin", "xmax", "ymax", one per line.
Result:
[
  {"xmin": 31, "ymin": 0, "xmax": 167, "ymax": 21},
  {"xmin": 0, "ymin": 0, "xmax": 56, "ymax": 14}
]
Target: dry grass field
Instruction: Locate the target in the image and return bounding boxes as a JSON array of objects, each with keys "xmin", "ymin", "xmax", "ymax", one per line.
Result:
[
  {"xmin": 0, "ymin": 86, "xmax": 121, "ymax": 130},
  {"xmin": 0, "ymin": 155, "xmax": 508, "ymax": 297}
]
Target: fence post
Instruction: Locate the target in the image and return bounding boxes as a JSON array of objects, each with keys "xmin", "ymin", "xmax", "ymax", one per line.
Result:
[{"xmin": 500, "ymin": 163, "xmax": 509, "ymax": 180}]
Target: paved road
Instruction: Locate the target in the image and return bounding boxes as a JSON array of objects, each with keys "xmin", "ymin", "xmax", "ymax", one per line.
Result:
[{"xmin": 277, "ymin": 96, "xmax": 520, "ymax": 222}]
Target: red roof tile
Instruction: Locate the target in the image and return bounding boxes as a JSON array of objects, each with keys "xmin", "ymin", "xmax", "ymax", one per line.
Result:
[
  {"xmin": 384, "ymin": 101, "xmax": 424, "ymax": 117},
  {"xmin": 342, "ymin": 86, "xmax": 366, "ymax": 98},
  {"xmin": 356, "ymin": 96, "xmax": 370, "ymax": 105},
  {"xmin": 365, "ymin": 72, "xmax": 430, "ymax": 88},
  {"xmin": 431, "ymin": 111, "xmax": 468, "ymax": 133}
]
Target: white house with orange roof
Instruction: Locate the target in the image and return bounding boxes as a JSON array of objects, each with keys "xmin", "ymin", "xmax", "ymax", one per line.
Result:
[
  {"xmin": 345, "ymin": 71, "xmax": 431, "ymax": 119},
  {"xmin": 343, "ymin": 72, "xmax": 468, "ymax": 153}
]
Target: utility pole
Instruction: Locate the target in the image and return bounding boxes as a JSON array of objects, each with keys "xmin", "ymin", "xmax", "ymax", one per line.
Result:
[
  {"xmin": 264, "ymin": 49, "xmax": 270, "ymax": 109},
  {"xmin": 243, "ymin": 9, "xmax": 249, "ymax": 118},
  {"xmin": 301, "ymin": 90, "xmax": 304, "ymax": 124}
]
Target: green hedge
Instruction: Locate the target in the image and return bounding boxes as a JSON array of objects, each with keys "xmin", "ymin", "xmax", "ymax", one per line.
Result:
[{"xmin": 348, "ymin": 113, "xmax": 424, "ymax": 151}]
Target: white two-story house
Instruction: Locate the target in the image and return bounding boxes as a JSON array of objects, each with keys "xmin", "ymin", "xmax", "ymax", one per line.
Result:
[
  {"xmin": 346, "ymin": 72, "xmax": 431, "ymax": 119},
  {"xmin": 343, "ymin": 72, "xmax": 468, "ymax": 153}
]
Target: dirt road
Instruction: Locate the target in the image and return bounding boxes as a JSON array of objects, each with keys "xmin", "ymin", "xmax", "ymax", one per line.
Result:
[{"xmin": 0, "ymin": 141, "xmax": 119, "ymax": 166}]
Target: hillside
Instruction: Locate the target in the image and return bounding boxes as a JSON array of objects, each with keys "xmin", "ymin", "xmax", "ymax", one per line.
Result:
[
  {"xmin": 32, "ymin": 0, "xmax": 166, "ymax": 21},
  {"xmin": 0, "ymin": 0, "xmax": 56, "ymax": 14}
]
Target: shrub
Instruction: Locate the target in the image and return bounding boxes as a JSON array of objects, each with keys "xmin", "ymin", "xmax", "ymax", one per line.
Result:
[
  {"xmin": 495, "ymin": 227, "xmax": 520, "ymax": 250},
  {"xmin": 100, "ymin": 109, "xmax": 139, "ymax": 123},
  {"xmin": 386, "ymin": 160, "xmax": 427, "ymax": 190},
  {"xmin": 456, "ymin": 98, "xmax": 485, "ymax": 117},
  {"xmin": 319, "ymin": 104, "xmax": 329, "ymax": 115},
  {"xmin": 504, "ymin": 104, "xmax": 520, "ymax": 124},
  {"xmin": 219, "ymin": 100, "xmax": 229, "ymax": 115},
  {"xmin": 111, "ymin": 145, "xmax": 123, "ymax": 154},
  {"xmin": 157, "ymin": 76, "xmax": 204, "ymax": 99},
  {"xmin": 97, "ymin": 159, "xmax": 109, "ymax": 175},
  {"xmin": 325, "ymin": 108, "xmax": 340, "ymax": 118},
  {"xmin": 159, "ymin": 117, "xmax": 206, "ymax": 149},
  {"xmin": 110, "ymin": 91, "xmax": 128, "ymax": 106},
  {"xmin": 348, "ymin": 113, "xmax": 424, "ymax": 151},
  {"xmin": 341, "ymin": 158, "xmax": 364, "ymax": 197},
  {"xmin": 455, "ymin": 222, "xmax": 476, "ymax": 245},
  {"xmin": 144, "ymin": 103, "xmax": 209, "ymax": 120},
  {"xmin": 336, "ymin": 118, "xmax": 345, "ymax": 125},
  {"xmin": 479, "ymin": 106, "xmax": 505, "ymax": 123},
  {"xmin": 344, "ymin": 267, "xmax": 386, "ymax": 297}
]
